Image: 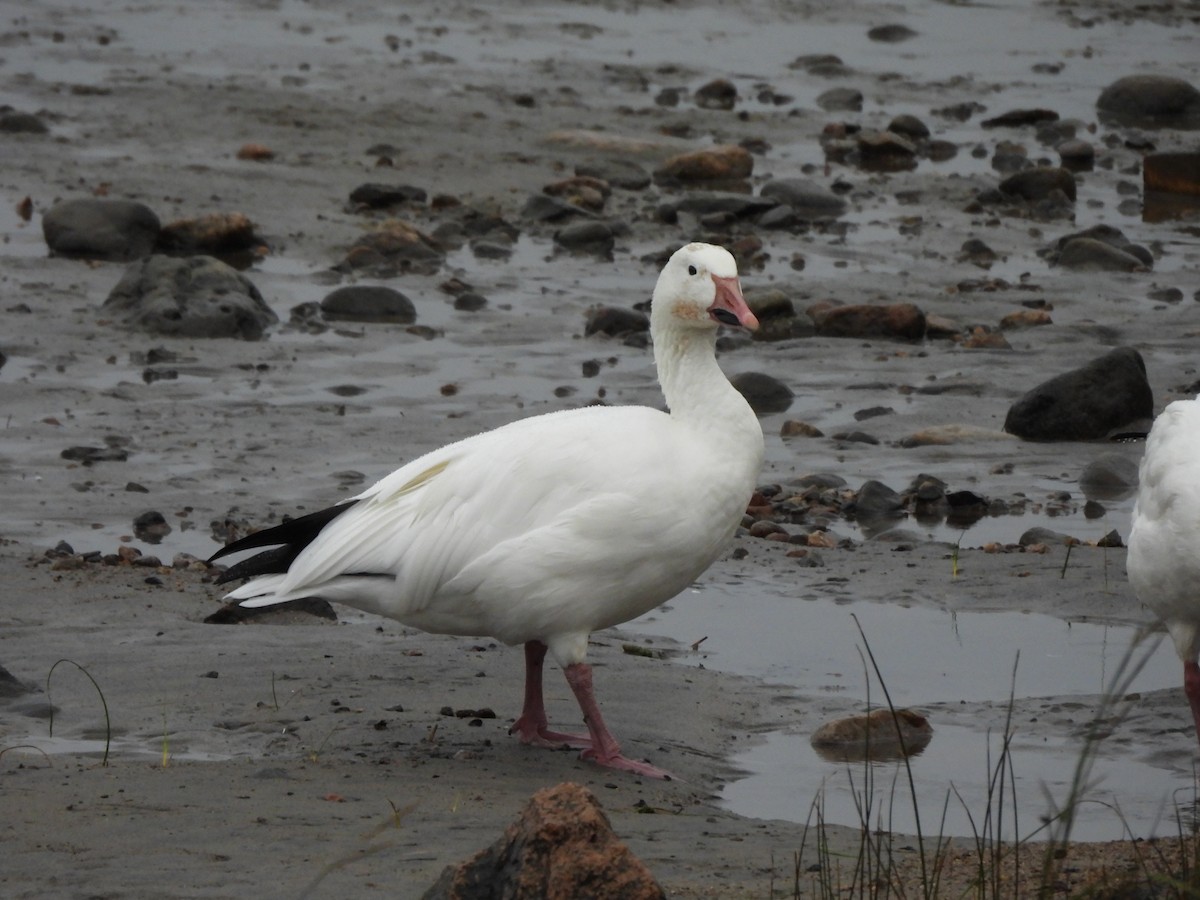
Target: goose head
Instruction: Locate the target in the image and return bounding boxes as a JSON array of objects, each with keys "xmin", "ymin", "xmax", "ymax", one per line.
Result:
[{"xmin": 652, "ymin": 243, "xmax": 759, "ymax": 333}]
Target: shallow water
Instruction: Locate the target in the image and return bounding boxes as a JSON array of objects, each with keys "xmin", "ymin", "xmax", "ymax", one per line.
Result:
[{"xmin": 634, "ymin": 580, "xmax": 1190, "ymax": 841}]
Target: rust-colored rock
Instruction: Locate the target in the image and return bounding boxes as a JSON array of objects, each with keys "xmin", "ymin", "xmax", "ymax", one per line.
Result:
[
  {"xmin": 811, "ymin": 707, "xmax": 933, "ymax": 762},
  {"xmin": 423, "ymin": 782, "xmax": 665, "ymax": 900},
  {"xmin": 158, "ymin": 212, "xmax": 265, "ymax": 257},
  {"xmin": 999, "ymin": 309, "xmax": 1052, "ymax": 329},
  {"xmin": 236, "ymin": 143, "xmax": 275, "ymax": 161},
  {"xmin": 340, "ymin": 219, "xmax": 444, "ymax": 274},
  {"xmin": 654, "ymin": 144, "xmax": 753, "ymax": 184},
  {"xmin": 1144, "ymin": 152, "xmax": 1200, "ymax": 197},
  {"xmin": 811, "ymin": 302, "xmax": 925, "ymax": 341}
]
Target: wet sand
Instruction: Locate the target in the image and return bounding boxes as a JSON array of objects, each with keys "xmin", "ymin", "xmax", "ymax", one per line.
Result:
[{"xmin": 3, "ymin": 0, "xmax": 1200, "ymax": 895}]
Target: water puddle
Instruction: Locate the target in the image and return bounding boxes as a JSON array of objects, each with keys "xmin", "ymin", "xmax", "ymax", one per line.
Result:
[{"xmin": 633, "ymin": 581, "xmax": 1189, "ymax": 840}]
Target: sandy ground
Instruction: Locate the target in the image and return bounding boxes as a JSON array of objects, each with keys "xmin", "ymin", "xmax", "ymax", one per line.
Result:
[{"xmin": 3, "ymin": 0, "xmax": 1200, "ymax": 896}]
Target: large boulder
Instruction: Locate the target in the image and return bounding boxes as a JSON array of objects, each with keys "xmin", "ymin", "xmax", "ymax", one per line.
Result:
[
  {"xmin": 43, "ymin": 198, "xmax": 161, "ymax": 262},
  {"xmin": 1097, "ymin": 75, "xmax": 1200, "ymax": 127},
  {"xmin": 103, "ymin": 255, "xmax": 277, "ymax": 340},
  {"xmin": 423, "ymin": 782, "xmax": 664, "ymax": 900},
  {"xmin": 1003, "ymin": 347, "xmax": 1153, "ymax": 441}
]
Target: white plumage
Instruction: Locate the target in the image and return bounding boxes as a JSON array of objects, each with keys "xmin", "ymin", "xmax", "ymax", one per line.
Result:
[
  {"xmin": 1128, "ymin": 393, "xmax": 1200, "ymax": 746},
  {"xmin": 211, "ymin": 242, "xmax": 764, "ymax": 777}
]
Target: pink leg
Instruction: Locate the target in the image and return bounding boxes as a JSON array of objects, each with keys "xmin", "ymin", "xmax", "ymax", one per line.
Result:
[
  {"xmin": 563, "ymin": 662, "xmax": 674, "ymax": 780},
  {"xmin": 1183, "ymin": 661, "xmax": 1200, "ymax": 748},
  {"xmin": 509, "ymin": 641, "xmax": 591, "ymax": 749}
]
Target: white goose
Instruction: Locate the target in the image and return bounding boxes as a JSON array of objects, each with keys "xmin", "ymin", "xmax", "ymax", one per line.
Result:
[
  {"xmin": 210, "ymin": 242, "xmax": 764, "ymax": 778},
  {"xmin": 1128, "ymin": 393, "xmax": 1200, "ymax": 746}
]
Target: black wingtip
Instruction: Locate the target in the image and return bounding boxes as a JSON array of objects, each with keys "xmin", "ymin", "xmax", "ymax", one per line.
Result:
[{"xmin": 208, "ymin": 500, "xmax": 360, "ymax": 580}]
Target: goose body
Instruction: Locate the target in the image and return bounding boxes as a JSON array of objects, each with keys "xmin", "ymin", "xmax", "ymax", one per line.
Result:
[
  {"xmin": 1127, "ymin": 393, "xmax": 1200, "ymax": 745},
  {"xmin": 211, "ymin": 243, "xmax": 764, "ymax": 777}
]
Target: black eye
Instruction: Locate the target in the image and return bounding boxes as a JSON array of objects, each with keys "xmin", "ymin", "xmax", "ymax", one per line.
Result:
[{"xmin": 687, "ymin": 265, "xmax": 697, "ymax": 276}]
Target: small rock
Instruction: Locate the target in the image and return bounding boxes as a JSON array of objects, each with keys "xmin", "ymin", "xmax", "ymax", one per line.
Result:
[
  {"xmin": 1019, "ymin": 526, "xmax": 1078, "ymax": 547},
  {"xmin": 1057, "ymin": 139, "xmax": 1095, "ymax": 172},
  {"xmin": 554, "ymin": 221, "xmax": 615, "ymax": 255},
  {"xmin": 543, "ymin": 175, "xmax": 610, "ymax": 212},
  {"xmin": 321, "ymin": 286, "xmax": 417, "ymax": 324},
  {"xmin": 781, "ymin": 420, "xmax": 823, "ymax": 438},
  {"xmin": 0, "ymin": 111, "xmax": 49, "ymax": 134},
  {"xmin": 730, "ymin": 372, "xmax": 794, "ymax": 415},
  {"xmin": 998, "ymin": 166, "xmax": 1077, "ymax": 202},
  {"xmin": 867, "ymin": 24, "xmax": 917, "ymax": 43},
  {"xmin": 654, "ymin": 145, "xmax": 753, "ymax": 185},
  {"xmin": 817, "ymin": 87, "xmax": 863, "ymax": 112},
  {"xmin": 887, "ymin": 114, "xmax": 930, "ymax": 140},
  {"xmin": 999, "ymin": 309, "xmax": 1052, "ymax": 329},
  {"xmin": 855, "ymin": 130, "xmax": 918, "ymax": 171},
  {"xmin": 575, "ymin": 159, "xmax": 651, "ymax": 191},
  {"xmin": 43, "ymin": 198, "xmax": 161, "ymax": 262},
  {"xmin": 759, "ymin": 178, "xmax": 847, "ymax": 218},
  {"xmin": 811, "ymin": 302, "xmax": 925, "ymax": 341},
  {"xmin": 811, "ymin": 708, "xmax": 932, "ymax": 762},
  {"xmin": 348, "ymin": 183, "xmax": 427, "ymax": 209},
  {"xmin": 133, "ymin": 510, "xmax": 172, "ymax": 544},
  {"xmin": 981, "ymin": 108, "xmax": 1060, "ymax": 128},
  {"xmin": 340, "ymin": 220, "xmax": 444, "ymax": 275},
  {"xmin": 423, "ymin": 783, "xmax": 665, "ymax": 900},
  {"xmin": 854, "ymin": 480, "xmax": 904, "ymax": 520},
  {"xmin": 584, "ymin": 306, "xmax": 649, "ymax": 338},
  {"xmin": 157, "ymin": 212, "xmax": 265, "ymax": 258},
  {"xmin": 694, "ymin": 77, "xmax": 737, "ymax": 110},
  {"xmin": 1079, "ymin": 453, "xmax": 1140, "ymax": 501},
  {"xmin": 1055, "ymin": 238, "xmax": 1146, "ymax": 272},
  {"xmin": 1003, "ymin": 347, "xmax": 1153, "ymax": 441},
  {"xmin": 103, "ymin": 255, "xmax": 277, "ymax": 340}
]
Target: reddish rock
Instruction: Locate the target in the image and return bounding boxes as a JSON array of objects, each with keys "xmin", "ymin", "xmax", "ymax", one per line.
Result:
[
  {"xmin": 544, "ymin": 175, "xmax": 610, "ymax": 212},
  {"xmin": 812, "ymin": 708, "xmax": 933, "ymax": 762},
  {"xmin": 423, "ymin": 783, "xmax": 665, "ymax": 900},
  {"xmin": 340, "ymin": 219, "xmax": 444, "ymax": 274},
  {"xmin": 654, "ymin": 144, "xmax": 753, "ymax": 184},
  {"xmin": 158, "ymin": 212, "xmax": 265, "ymax": 257},
  {"xmin": 811, "ymin": 302, "xmax": 925, "ymax": 341},
  {"xmin": 999, "ymin": 309, "xmax": 1052, "ymax": 329}
]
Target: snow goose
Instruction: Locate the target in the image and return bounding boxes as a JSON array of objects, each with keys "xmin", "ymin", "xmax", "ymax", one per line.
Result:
[
  {"xmin": 209, "ymin": 242, "xmax": 764, "ymax": 778},
  {"xmin": 1128, "ymin": 393, "xmax": 1200, "ymax": 746}
]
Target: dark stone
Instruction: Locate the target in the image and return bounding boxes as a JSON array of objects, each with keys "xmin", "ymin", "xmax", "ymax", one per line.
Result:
[
  {"xmin": 1097, "ymin": 75, "xmax": 1200, "ymax": 127},
  {"xmin": 423, "ymin": 783, "xmax": 665, "ymax": 900},
  {"xmin": 887, "ymin": 114, "xmax": 930, "ymax": 140},
  {"xmin": 522, "ymin": 193, "xmax": 585, "ymax": 222},
  {"xmin": 854, "ymin": 480, "xmax": 904, "ymax": 519},
  {"xmin": 673, "ymin": 192, "xmax": 777, "ymax": 220},
  {"xmin": 1047, "ymin": 224, "xmax": 1152, "ymax": 271},
  {"xmin": 981, "ymin": 108, "xmax": 1060, "ymax": 128},
  {"xmin": 584, "ymin": 306, "xmax": 649, "ymax": 338},
  {"xmin": 554, "ymin": 221, "xmax": 615, "ymax": 255},
  {"xmin": 817, "ymin": 87, "xmax": 863, "ymax": 112},
  {"xmin": 695, "ymin": 77, "xmax": 737, "ymax": 110},
  {"xmin": 348, "ymin": 183, "xmax": 427, "ymax": 209},
  {"xmin": 454, "ymin": 292, "xmax": 488, "ymax": 312},
  {"xmin": 321, "ymin": 286, "xmax": 417, "ymax": 324},
  {"xmin": 339, "ymin": 221, "xmax": 445, "ymax": 275},
  {"xmin": 811, "ymin": 303, "xmax": 925, "ymax": 341},
  {"xmin": 730, "ymin": 371, "xmax": 794, "ymax": 415},
  {"xmin": 0, "ymin": 662, "xmax": 35, "ymax": 698},
  {"xmin": 43, "ymin": 198, "xmax": 161, "ymax": 262},
  {"xmin": 867, "ymin": 24, "xmax": 917, "ymax": 42},
  {"xmin": 1003, "ymin": 347, "xmax": 1153, "ymax": 441},
  {"xmin": 759, "ymin": 178, "xmax": 847, "ymax": 218},
  {"xmin": 998, "ymin": 167, "xmax": 1077, "ymax": 202},
  {"xmin": 1019, "ymin": 526, "xmax": 1079, "ymax": 547},
  {"xmin": 575, "ymin": 159, "xmax": 651, "ymax": 191},
  {"xmin": 1079, "ymin": 453, "xmax": 1140, "ymax": 501},
  {"xmin": 0, "ymin": 111, "xmax": 49, "ymax": 134},
  {"xmin": 103, "ymin": 255, "xmax": 277, "ymax": 340},
  {"xmin": 133, "ymin": 510, "xmax": 172, "ymax": 544}
]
